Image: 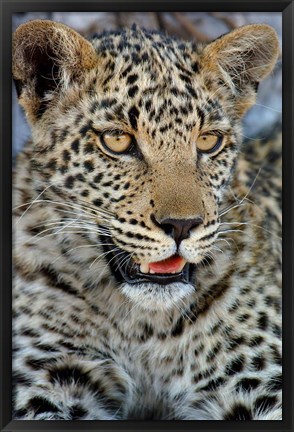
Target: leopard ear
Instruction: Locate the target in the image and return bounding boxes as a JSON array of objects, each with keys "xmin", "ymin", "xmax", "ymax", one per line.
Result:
[
  {"xmin": 202, "ymin": 24, "xmax": 280, "ymax": 114},
  {"xmin": 13, "ymin": 20, "xmax": 97, "ymax": 122}
]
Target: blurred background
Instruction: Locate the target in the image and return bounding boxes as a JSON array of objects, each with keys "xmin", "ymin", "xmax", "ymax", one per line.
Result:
[{"xmin": 12, "ymin": 12, "xmax": 282, "ymax": 157}]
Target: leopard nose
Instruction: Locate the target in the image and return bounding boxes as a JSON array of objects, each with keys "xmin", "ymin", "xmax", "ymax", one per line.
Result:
[{"xmin": 152, "ymin": 215, "xmax": 203, "ymax": 246}]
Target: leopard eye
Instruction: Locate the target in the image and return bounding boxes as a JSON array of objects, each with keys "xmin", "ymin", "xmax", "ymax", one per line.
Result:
[
  {"xmin": 196, "ymin": 134, "xmax": 223, "ymax": 154},
  {"xmin": 101, "ymin": 131, "xmax": 133, "ymax": 154}
]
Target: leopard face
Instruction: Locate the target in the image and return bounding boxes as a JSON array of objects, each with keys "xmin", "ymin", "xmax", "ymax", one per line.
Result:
[{"xmin": 13, "ymin": 21, "xmax": 279, "ymax": 309}]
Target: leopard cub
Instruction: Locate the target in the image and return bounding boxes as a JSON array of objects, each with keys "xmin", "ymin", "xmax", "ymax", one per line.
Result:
[{"xmin": 12, "ymin": 20, "xmax": 281, "ymax": 420}]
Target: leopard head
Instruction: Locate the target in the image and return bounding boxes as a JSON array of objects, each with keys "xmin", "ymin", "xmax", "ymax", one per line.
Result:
[{"xmin": 13, "ymin": 20, "xmax": 279, "ymax": 309}]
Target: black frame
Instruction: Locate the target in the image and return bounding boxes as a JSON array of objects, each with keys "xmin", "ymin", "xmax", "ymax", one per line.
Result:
[{"xmin": 1, "ymin": 1, "xmax": 293, "ymax": 431}]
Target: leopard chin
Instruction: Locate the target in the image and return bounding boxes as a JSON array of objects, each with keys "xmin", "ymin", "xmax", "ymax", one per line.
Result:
[{"xmin": 120, "ymin": 281, "xmax": 195, "ymax": 311}]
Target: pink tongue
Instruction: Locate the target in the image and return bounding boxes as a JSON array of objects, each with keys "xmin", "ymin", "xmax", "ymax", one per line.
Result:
[{"xmin": 149, "ymin": 255, "xmax": 185, "ymax": 274}]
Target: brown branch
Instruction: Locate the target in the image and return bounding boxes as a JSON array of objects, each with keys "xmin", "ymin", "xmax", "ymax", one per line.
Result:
[
  {"xmin": 172, "ymin": 12, "xmax": 211, "ymax": 42},
  {"xmin": 156, "ymin": 12, "xmax": 166, "ymax": 31},
  {"xmin": 210, "ymin": 12, "xmax": 237, "ymax": 31}
]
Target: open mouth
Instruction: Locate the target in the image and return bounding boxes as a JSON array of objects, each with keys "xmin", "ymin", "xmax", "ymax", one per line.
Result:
[
  {"xmin": 124, "ymin": 254, "xmax": 191, "ymax": 285},
  {"xmin": 100, "ymin": 232, "xmax": 194, "ymax": 285}
]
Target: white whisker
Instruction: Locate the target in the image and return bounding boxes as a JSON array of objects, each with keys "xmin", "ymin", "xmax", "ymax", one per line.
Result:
[
  {"xmin": 219, "ymin": 168, "xmax": 262, "ymax": 218},
  {"xmin": 15, "ymin": 183, "xmax": 57, "ymax": 225},
  {"xmin": 50, "ymin": 243, "xmax": 116, "ymax": 265}
]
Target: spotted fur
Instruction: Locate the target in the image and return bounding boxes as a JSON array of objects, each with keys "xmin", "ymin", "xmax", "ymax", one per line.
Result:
[{"xmin": 12, "ymin": 20, "xmax": 281, "ymax": 420}]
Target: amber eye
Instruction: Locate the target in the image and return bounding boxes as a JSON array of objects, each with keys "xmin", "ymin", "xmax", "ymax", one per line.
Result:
[
  {"xmin": 196, "ymin": 134, "xmax": 223, "ymax": 154},
  {"xmin": 101, "ymin": 131, "xmax": 133, "ymax": 154}
]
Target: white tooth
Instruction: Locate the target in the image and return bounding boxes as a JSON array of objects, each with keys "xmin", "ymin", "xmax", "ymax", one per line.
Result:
[
  {"xmin": 140, "ymin": 263, "xmax": 149, "ymax": 273},
  {"xmin": 178, "ymin": 259, "xmax": 187, "ymax": 272},
  {"xmin": 150, "ymin": 270, "xmax": 156, "ymax": 274}
]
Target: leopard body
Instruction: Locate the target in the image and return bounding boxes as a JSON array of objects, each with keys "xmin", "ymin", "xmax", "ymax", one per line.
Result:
[{"xmin": 12, "ymin": 21, "xmax": 282, "ymax": 420}]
